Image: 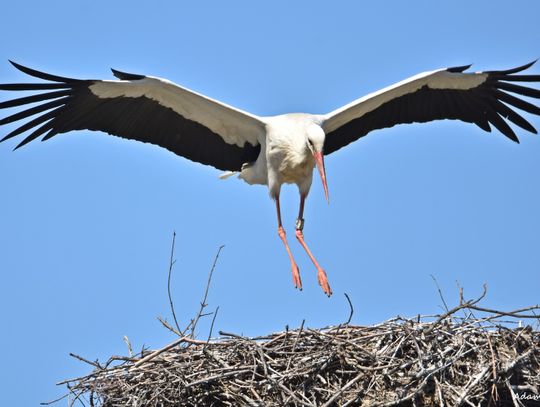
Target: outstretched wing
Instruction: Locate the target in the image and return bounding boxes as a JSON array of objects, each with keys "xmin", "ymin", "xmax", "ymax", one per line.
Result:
[
  {"xmin": 0, "ymin": 61, "xmax": 265, "ymax": 171},
  {"xmin": 322, "ymin": 61, "xmax": 540, "ymax": 155}
]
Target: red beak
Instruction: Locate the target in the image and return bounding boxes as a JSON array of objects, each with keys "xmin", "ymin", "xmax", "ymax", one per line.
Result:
[{"xmin": 314, "ymin": 151, "xmax": 329, "ymax": 203}]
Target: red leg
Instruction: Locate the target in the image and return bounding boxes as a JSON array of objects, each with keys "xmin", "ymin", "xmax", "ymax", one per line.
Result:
[
  {"xmin": 275, "ymin": 196, "xmax": 302, "ymax": 290},
  {"xmin": 295, "ymin": 195, "xmax": 332, "ymax": 296}
]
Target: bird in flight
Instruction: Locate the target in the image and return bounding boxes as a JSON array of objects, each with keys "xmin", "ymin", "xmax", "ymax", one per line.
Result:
[{"xmin": 1, "ymin": 61, "xmax": 539, "ymax": 296}]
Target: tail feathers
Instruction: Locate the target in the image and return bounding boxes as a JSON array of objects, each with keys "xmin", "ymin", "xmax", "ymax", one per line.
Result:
[{"xmin": 219, "ymin": 171, "xmax": 238, "ymax": 180}]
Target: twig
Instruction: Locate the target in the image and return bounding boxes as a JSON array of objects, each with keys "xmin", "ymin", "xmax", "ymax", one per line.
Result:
[
  {"xmin": 40, "ymin": 393, "xmax": 70, "ymax": 405},
  {"xmin": 425, "ymin": 284, "xmax": 488, "ymax": 334},
  {"xmin": 286, "ymin": 319, "xmax": 305, "ymax": 371},
  {"xmin": 506, "ymin": 379, "xmax": 525, "ymax": 407},
  {"xmin": 467, "ymin": 304, "xmax": 540, "ymax": 319},
  {"xmin": 167, "ymin": 231, "xmax": 182, "ymax": 335},
  {"xmin": 184, "ymin": 369, "xmax": 252, "ymax": 388},
  {"xmin": 344, "ymin": 292, "xmax": 354, "ymax": 325},
  {"xmin": 156, "ymin": 316, "xmax": 182, "ymax": 336},
  {"xmin": 130, "ymin": 336, "xmax": 211, "ymax": 369},
  {"xmin": 321, "ymin": 372, "xmax": 363, "ymax": 407},
  {"xmin": 219, "ymin": 330, "xmax": 244, "ymax": 339},
  {"xmin": 455, "ymin": 365, "xmax": 490, "ymax": 405},
  {"xmin": 184, "ymin": 245, "xmax": 225, "ymax": 338},
  {"xmin": 486, "ymin": 334, "xmax": 499, "ymax": 403},
  {"xmin": 123, "ymin": 335, "xmax": 133, "ymax": 358},
  {"xmin": 131, "ymin": 337, "xmax": 187, "ymax": 369},
  {"xmin": 205, "ymin": 306, "xmax": 220, "ymax": 347},
  {"xmin": 68, "ymin": 353, "xmax": 101, "ymax": 369},
  {"xmin": 430, "ymin": 274, "xmax": 449, "ymax": 312}
]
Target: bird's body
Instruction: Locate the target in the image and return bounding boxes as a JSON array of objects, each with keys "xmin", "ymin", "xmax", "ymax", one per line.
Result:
[
  {"xmin": 249, "ymin": 114, "xmax": 319, "ymax": 194},
  {"xmin": 2, "ymin": 61, "xmax": 540, "ymax": 296}
]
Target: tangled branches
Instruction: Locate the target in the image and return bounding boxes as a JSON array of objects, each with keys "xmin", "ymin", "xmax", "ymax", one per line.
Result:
[
  {"xmin": 50, "ymin": 237, "xmax": 540, "ymax": 406},
  {"xmin": 59, "ymin": 298, "xmax": 539, "ymax": 406}
]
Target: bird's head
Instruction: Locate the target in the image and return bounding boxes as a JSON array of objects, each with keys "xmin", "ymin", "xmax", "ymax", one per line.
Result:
[{"xmin": 306, "ymin": 124, "xmax": 329, "ymax": 203}]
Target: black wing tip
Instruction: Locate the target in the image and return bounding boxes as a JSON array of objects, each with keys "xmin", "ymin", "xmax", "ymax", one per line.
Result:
[
  {"xmin": 8, "ymin": 59, "xmax": 27, "ymax": 72},
  {"xmin": 448, "ymin": 60, "xmax": 539, "ymax": 75},
  {"xmin": 8, "ymin": 60, "xmax": 45, "ymax": 77},
  {"xmin": 447, "ymin": 64, "xmax": 472, "ymax": 73},
  {"xmin": 110, "ymin": 68, "xmax": 146, "ymax": 81},
  {"xmin": 487, "ymin": 59, "xmax": 539, "ymax": 75},
  {"xmin": 13, "ymin": 137, "xmax": 35, "ymax": 150},
  {"xmin": 11, "ymin": 134, "xmax": 28, "ymax": 150},
  {"xmin": 508, "ymin": 59, "xmax": 538, "ymax": 73},
  {"xmin": 7, "ymin": 60, "xmax": 84, "ymax": 83},
  {"xmin": 506, "ymin": 59, "xmax": 537, "ymax": 73}
]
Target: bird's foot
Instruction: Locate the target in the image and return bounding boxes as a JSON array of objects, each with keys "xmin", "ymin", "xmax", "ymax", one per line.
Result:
[
  {"xmin": 317, "ymin": 268, "xmax": 332, "ymax": 297},
  {"xmin": 295, "ymin": 229, "xmax": 333, "ymax": 297},
  {"xmin": 277, "ymin": 226, "xmax": 302, "ymax": 291},
  {"xmin": 292, "ymin": 263, "xmax": 302, "ymax": 290}
]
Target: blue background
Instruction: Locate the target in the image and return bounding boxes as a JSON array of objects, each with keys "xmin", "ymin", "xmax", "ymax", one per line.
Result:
[{"xmin": 0, "ymin": 1, "xmax": 539, "ymax": 405}]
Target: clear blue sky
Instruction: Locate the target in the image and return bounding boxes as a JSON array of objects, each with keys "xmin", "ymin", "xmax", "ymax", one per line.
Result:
[{"xmin": 1, "ymin": 1, "xmax": 539, "ymax": 405}]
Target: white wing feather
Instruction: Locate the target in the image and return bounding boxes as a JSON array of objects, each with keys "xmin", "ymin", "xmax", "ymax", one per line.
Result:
[{"xmin": 89, "ymin": 77, "xmax": 265, "ymax": 147}]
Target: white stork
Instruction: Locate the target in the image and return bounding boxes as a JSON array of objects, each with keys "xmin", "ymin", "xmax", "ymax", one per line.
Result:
[{"xmin": 1, "ymin": 61, "xmax": 540, "ymax": 296}]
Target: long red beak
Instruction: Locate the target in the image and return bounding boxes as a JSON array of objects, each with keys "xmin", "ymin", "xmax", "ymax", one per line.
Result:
[{"xmin": 314, "ymin": 151, "xmax": 329, "ymax": 203}]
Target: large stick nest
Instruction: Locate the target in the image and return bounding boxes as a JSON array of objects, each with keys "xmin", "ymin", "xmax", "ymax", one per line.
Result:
[{"xmin": 59, "ymin": 295, "xmax": 539, "ymax": 406}]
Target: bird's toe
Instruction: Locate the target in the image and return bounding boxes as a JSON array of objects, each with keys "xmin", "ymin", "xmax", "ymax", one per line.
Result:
[
  {"xmin": 317, "ymin": 269, "xmax": 332, "ymax": 297},
  {"xmin": 292, "ymin": 264, "xmax": 302, "ymax": 290}
]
